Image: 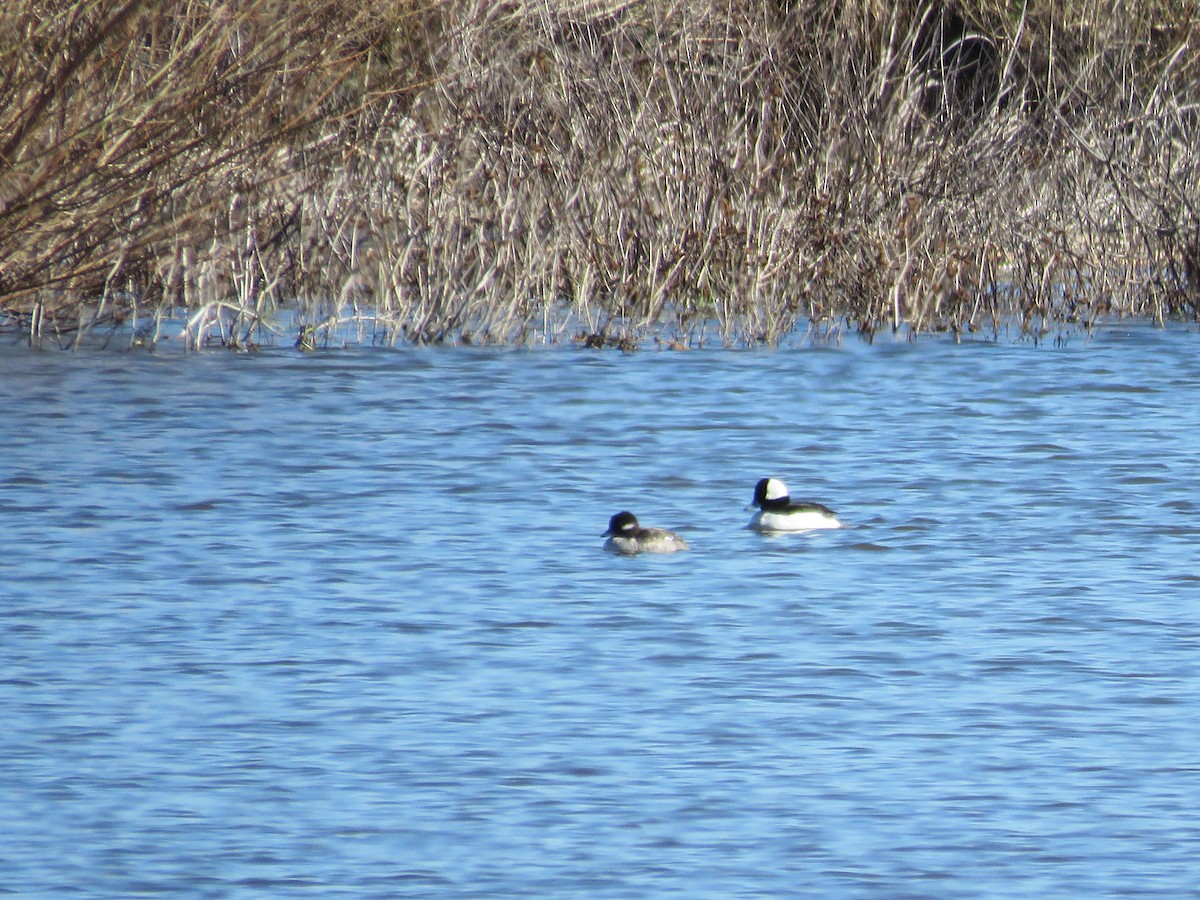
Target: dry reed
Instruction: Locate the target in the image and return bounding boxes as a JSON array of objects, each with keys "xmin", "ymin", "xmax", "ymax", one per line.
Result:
[{"xmin": 2, "ymin": 0, "xmax": 1199, "ymax": 349}]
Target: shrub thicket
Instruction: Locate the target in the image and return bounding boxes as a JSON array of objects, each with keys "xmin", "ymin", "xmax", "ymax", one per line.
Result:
[{"xmin": 2, "ymin": 0, "xmax": 1199, "ymax": 348}]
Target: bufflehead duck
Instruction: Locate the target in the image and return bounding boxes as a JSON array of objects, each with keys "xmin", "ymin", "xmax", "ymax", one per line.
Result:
[
  {"xmin": 602, "ymin": 511, "xmax": 689, "ymax": 555},
  {"xmin": 747, "ymin": 477, "xmax": 841, "ymax": 532}
]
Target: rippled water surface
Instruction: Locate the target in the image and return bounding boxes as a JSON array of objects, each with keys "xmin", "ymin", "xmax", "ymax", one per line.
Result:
[{"xmin": 4, "ymin": 325, "xmax": 1200, "ymax": 897}]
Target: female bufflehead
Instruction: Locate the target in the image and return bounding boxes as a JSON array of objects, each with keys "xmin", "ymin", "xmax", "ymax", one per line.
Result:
[
  {"xmin": 602, "ymin": 511, "xmax": 689, "ymax": 555},
  {"xmin": 747, "ymin": 477, "xmax": 842, "ymax": 532}
]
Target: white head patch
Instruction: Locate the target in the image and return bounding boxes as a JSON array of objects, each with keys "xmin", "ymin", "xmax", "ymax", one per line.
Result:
[{"xmin": 764, "ymin": 478, "xmax": 789, "ymax": 501}]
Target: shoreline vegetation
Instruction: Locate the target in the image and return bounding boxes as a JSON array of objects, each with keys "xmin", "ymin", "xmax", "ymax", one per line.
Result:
[{"xmin": 3, "ymin": 0, "xmax": 1200, "ymax": 351}]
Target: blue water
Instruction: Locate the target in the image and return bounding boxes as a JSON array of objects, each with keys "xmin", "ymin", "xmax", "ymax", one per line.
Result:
[{"xmin": 3, "ymin": 325, "xmax": 1200, "ymax": 897}]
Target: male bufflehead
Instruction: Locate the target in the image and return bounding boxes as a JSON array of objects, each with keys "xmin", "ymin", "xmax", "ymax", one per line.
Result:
[
  {"xmin": 747, "ymin": 477, "xmax": 841, "ymax": 532},
  {"xmin": 602, "ymin": 511, "xmax": 690, "ymax": 555}
]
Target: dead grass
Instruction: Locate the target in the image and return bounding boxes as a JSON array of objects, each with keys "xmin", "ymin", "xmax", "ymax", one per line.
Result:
[{"xmin": 3, "ymin": 0, "xmax": 1200, "ymax": 349}]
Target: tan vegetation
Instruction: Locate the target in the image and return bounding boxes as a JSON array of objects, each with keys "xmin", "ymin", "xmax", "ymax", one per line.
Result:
[{"xmin": 2, "ymin": 0, "xmax": 1199, "ymax": 349}]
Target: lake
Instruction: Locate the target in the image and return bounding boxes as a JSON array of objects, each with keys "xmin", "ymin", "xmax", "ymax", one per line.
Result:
[{"xmin": 2, "ymin": 324, "xmax": 1199, "ymax": 897}]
